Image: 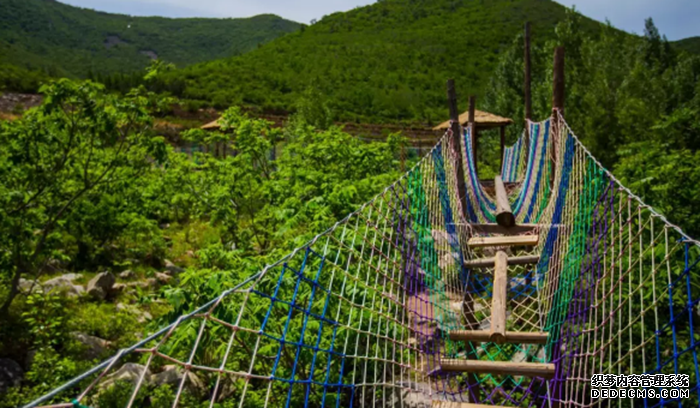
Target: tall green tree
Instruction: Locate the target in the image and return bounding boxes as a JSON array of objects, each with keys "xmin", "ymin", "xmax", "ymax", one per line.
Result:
[{"xmin": 0, "ymin": 80, "xmax": 166, "ymax": 316}]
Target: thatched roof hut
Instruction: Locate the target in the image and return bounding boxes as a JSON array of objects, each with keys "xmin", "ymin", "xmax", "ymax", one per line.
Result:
[
  {"xmin": 433, "ymin": 109, "xmax": 513, "ymax": 131},
  {"xmin": 201, "ymin": 119, "xmax": 223, "ymax": 130}
]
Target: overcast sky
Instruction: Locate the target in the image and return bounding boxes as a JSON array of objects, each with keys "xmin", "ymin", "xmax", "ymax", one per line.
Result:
[{"xmin": 58, "ymin": 0, "xmax": 699, "ymax": 41}]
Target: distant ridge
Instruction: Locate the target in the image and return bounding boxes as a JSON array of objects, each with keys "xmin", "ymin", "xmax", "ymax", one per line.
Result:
[
  {"xmin": 675, "ymin": 36, "xmax": 700, "ymax": 54},
  {"xmin": 165, "ymin": 0, "xmax": 606, "ymax": 124},
  {"xmin": 0, "ymin": 0, "xmax": 301, "ymax": 78}
]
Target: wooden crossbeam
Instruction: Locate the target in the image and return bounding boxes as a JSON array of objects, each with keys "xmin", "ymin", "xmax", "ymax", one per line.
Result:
[
  {"xmin": 449, "ymin": 330, "xmax": 549, "ymax": 344},
  {"xmin": 494, "ymin": 175, "xmax": 514, "ymax": 227},
  {"xmin": 464, "ymin": 254, "xmax": 540, "ymax": 269},
  {"xmin": 470, "ymin": 223, "xmax": 537, "ymax": 235},
  {"xmin": 491, "ymin": 251, "xmax": 508, "ymax": 343},
  {"xmin": 468, "ymin": 235, "xmax": 539, "ymax": 248},
  {"xmin": 440, "ymin": 359, "xmax": 555, "ymax": 378}
]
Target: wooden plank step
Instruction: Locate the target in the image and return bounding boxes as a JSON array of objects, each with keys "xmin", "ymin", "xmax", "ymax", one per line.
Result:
[
  {"xmin": 470, "ymin": 223, "xmax": 537, "ymax": 235},
  {"xmin": 440, "ymin": 359, "xmax": 555, "ymax": 379},
  {"xmin": 449, "ymin": 330, "xmax": 549, "ymax": 344},
  {"xmin": 464, "ymin": 255, "xmax": 540, "ymax": 269},
  {"xmin": 468, "ymin": 235, "xmax": 539, "ymax": 248},
  {"xmin": 491, "ymin": 251, "xmax": 508, "ymax": 343},
  {"xmin": 432, "ymin": 402, "xmax": 513, "ymax": 408}
]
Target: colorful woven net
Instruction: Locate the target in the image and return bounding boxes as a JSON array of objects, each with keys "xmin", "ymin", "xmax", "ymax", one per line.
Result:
[
  {"xmin": 501, "ymin": 132, "xmax": 527, "ymax": 184},
  {"xmin": 26, "ymin": 113, "xmax": 700, "ymax": 408}
]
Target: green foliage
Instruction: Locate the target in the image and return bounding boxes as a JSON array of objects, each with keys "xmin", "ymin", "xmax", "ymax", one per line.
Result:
[
  {"xmin": 163, "ymin": 0, "xmax": 603, "ymax": 124},
  {"xmin": 675, "ymin": 36, "xmax": 700, "ymax": 55},
  {"xmin": 0, "ymin": 79, "xmax": 167, "ymax": 313},
  {"xmin": 0, "ymin": 73, "xmax": 405, "ymax": 404},
  {"xmin": 0, "ymin": 0, "xmax": 300, "ymax": 89},
  {"xmin": 485, "ymin": 12, "xmax": 700, "ymax": 235},
  {"xmin": 22, "ymin": 291, "xmax": 66, "ymax": 348}
]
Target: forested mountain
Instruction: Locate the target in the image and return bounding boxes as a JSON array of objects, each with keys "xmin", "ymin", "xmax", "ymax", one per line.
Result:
[
  {"xmin": 0, "ymin": 0, "xmax": 300, "ymax": 81},
  {"xmin": 676, "ymin": 36, "xmax": 700, "ymax": 54},
  {"xmin": 156, "ymin": 0, "xmax": 605, "ymax": 125}
]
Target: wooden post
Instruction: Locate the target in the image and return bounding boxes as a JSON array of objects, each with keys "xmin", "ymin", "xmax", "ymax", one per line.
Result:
[
  {"xmin": 494, "ymin": 175, "xmax": 514, "ymax": 228},
  {"xmin": 524, "ymin": 22, "xmax": 532, "ymax": 149},
  {"xmin": 490, "ymin": 251, "xmax": 508, "ymax": 344},
  {"xmin": 551, "ymin": 46, "xmax": 565, "ymax": 187},
  {"xmin": 468, "ymin": 96, "xmax": 477, "ymax": 176}
]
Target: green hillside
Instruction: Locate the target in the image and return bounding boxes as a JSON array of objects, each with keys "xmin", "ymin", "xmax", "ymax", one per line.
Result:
[
  {"xmin": 165, "ymin": 0, "xmax": 603, "ymax": 124},
  {"xmin": 675, "ymin": 36, "xmax": 700, "ymax": 54},
  {"xmin": 0, "ymin": 0, "xmax": 300, "ymax": 78}
]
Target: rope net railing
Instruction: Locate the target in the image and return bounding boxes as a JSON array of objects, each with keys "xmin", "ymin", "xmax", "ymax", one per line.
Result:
[
  {"xmin": 501, "ymin": 132, "xmax": 527, "ymax": 184},
  {"xmin": 25, "ymin": 112, "xmax": 700, "ymax": 408}
]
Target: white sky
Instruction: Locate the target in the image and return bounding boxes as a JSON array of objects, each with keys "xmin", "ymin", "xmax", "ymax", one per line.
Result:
[{"xmin": 58, "ymin": 0, "xmax": 699, "ymax": 41}]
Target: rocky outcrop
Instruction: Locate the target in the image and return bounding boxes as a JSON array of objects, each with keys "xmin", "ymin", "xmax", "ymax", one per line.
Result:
[
  {"xmin": 386, "ymin": 381, "xmax": 432, "ymax": 408},
  {"xmin": 118, "ymin": 270, "xmax": 135, "ymax": 280},
  {"xmin": 71, "ymin": 332, "xmax": 112, "ymax": 360},
  {"xmin": 40, "ymin": 274, "xmax": 85, "ymax": 297},
  {"xmin": 0, "ymin": 359, "xmax": 23, "ymax": 393},
  {"xmin": 154, "ymin": 272, "xmax": 172, "ymax": 284},
  {"xmin": 101, "ymin": 363, "xmax": 150, "ymax": 390},
  {"xmin": 116, "ymin": 303, "xmax": 152, "ymax": 323},
  {"xmin": 151, "ymin": 365, "xmax": 205, "ymax": 394},
  {"xmin": 87, "ymin": 272, "xmax": 115, "ymax": 300},
  {"xmin": 163, "ymin": 259, "xmax": 184, "ymax": 275}
]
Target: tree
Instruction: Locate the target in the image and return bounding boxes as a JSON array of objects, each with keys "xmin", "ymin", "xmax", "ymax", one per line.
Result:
[{"xmin": 0, "ymin": 79, "xmax": 166, "ymax": 317}]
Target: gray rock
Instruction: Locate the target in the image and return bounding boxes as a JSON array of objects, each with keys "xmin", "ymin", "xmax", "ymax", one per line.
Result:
[
  {"xmin": 24, "ymin": 349, "xmax": 38, "ymax": 369},
  {"xmin": 18, "ymin": 278, "xmax": 39, "ymax": 294},
  {"xmin": 111, "ymin": 283, "xmax": 127, "ymax": 294},
  {"xmin": 163, "ymin": 259, "xmax": 184, "ymax": 275},
  {"xmin": 154, "ymin": 272, "xmax": 172, "ymax": 284},
  {"xmin": 386, "ymin": 381, "xmax": 431, "ymax": 408},
  {"xmin": 126, "ymin": 278, "xmax": 158, "ymax": 290},
  {"xmin": 151, "ymin": 365, "xmax": 205, "ymax": 394},
  {"xmin": 43, "ymin": 274, "xmax": 85, "ymax": 297},
  {"xmin": 71, "ymin": 332, "xmax": 112, "ymax": 360},
  {"xmin": 87, "ymin": 272, "xmax": 115, "ymax": 300},
  {"xmin": 118, "ymin": 270, "xmax": 135, "ymax": 280},
  {"xmin": 0, "ymin": 358, "xmax": 23, "ymax": 393},
  {"xmin": 101, "ymin": 363, "xmax": 151, "ymax": 390},
  {"xmin": 116, "ymin": 303, "xmax": 152, "ymax": 323}
]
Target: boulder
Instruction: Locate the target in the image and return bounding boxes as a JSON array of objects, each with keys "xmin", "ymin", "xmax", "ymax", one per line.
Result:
[
  {"xmin": 154, "ymin": 272, "xmax": 172, "ymax": 284},
  {"xmin": 0, "ymin": 358, "xmax": 23, "ymax": 393},
  {"xmin": 151, "ymin": 365, "xmax": 205, "ymax": 394},
  {"xmin": 163, "ymin": 259, "xmax": 184, "ymax": 275},
  {"xmin": 126, "ymin": 279, "xmax": 158, "ymax": 290},
  {"xmin": 18, "ymin": 278, "xmax": 39, "ymax": 294},
  {"xmin": 386, "ymin": 381, "xmax": 431, "ymax": 408},
  {"xmin": 87, "ymin": 272, "xmax": 115, "ymax": 300},
  {"xmin": 71, "ymin": 332, "xmax": 112, "ymax": 360},
  {"xmin": 101, "ymin": 363, "xmax": 151, "ymax": 390},
  {"xmin": 116, "ymin": 303, "xmax": 152, "ymax": 323},
  {"xmin": 118, "ymin": 270, "xmax": 135, "ymax": 280},
  {"xmin": 111, "ymin": 283, "xmax": 127, "ymax": 294},
  {"xmin": 43, "ymin": 274, "xmax": 85, "ymax": 297}
]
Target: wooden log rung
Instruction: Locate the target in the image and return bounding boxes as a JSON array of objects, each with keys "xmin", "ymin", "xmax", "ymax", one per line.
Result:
[
  {"xmin": 495, "ymin": 175, "xmax": 514, "ymax": 228},
  {"xmin": 490, "ymin": 251, "xmax": 508, "ymax": 343},
  {"xmin": 468, "ymin": 235, "xmax": 539, "ymax": 248},
  {"xmin": 470, "ymin": 223, "xmax": 537, "ymax": 235},
  {"xmin": 449, "ymin": 330, "xmax": 549, "ymax": 344},
  {"xmin": 440, "ymin": 359, "xmax": 555, "ymax": 379},
  {"xmin": 464, "ymin": 254, "xmax": 540, "ymax": 269}
]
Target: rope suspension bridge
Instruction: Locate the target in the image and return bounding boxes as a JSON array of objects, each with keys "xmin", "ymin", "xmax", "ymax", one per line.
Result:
[{"xmin": 25, "ymin": 48, "xmax": 700, "ymax": 408}]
